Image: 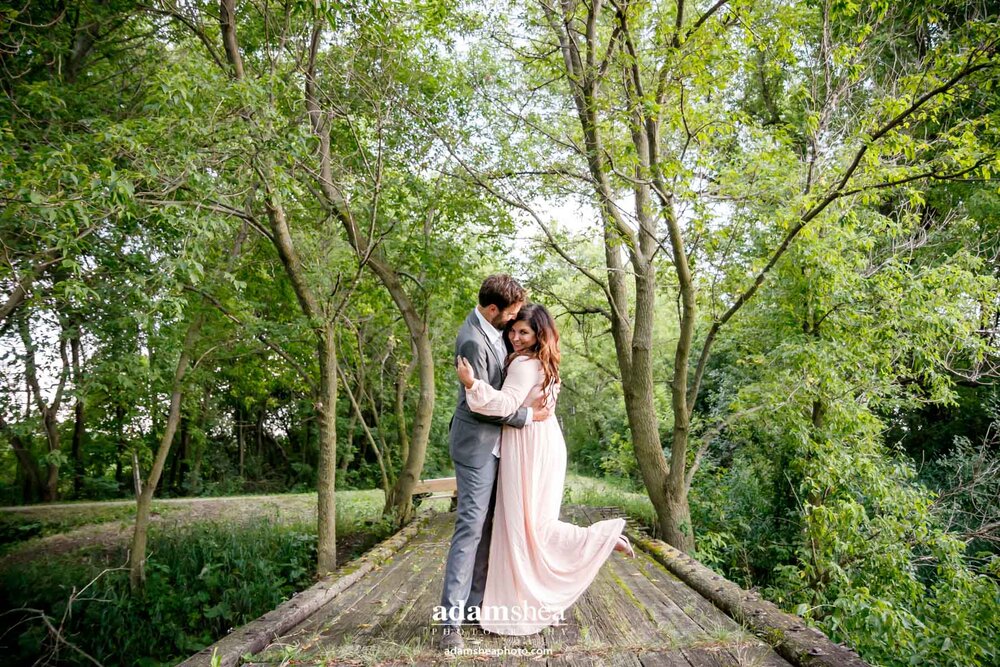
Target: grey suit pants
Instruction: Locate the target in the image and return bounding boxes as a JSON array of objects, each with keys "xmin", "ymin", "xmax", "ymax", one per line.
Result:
[{"xmin": 439, "ymin": 456, "xmax": 499, "ymax": 627}]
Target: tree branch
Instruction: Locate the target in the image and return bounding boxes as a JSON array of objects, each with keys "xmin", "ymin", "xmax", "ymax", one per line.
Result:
[{"xmin": 687, "ymin": 47, "xmax": 1000, "ymax": 412}]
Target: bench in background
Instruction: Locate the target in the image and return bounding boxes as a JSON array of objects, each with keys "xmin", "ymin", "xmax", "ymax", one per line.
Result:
[{"xmin": 411, "ymin": 476, "xmax": 458, "ymax": 511}]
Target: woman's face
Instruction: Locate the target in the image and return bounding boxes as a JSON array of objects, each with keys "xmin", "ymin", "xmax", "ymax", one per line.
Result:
[{"xmin": 508, "ymin": 319, "xmax": 537, "ymax": 354}]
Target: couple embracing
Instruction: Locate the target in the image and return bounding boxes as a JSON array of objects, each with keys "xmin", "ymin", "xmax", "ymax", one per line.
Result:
[{"xmin": 437, "ymin": 274, "xmax": 634, "ymax": 651}]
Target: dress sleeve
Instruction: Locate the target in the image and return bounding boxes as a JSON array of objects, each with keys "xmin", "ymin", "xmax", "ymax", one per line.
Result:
[{"xmin": 465, "ymin": 357, "xmax": 538, "ymax": 417}]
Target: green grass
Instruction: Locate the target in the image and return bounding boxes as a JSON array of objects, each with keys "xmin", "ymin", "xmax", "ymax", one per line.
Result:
[
  {"xmin": 0, "ymin": 504, "xmax": 157, "ymax": 556},
  {"xmin": 0, "ymin": 489, "xmax": 394, "ymax": 667},
  {"xmin": 0, "ymin": 490, "xmax": 391, "ymax": 558},
  {"xmin": 565, "ymin": 472, "xmax": 657, "ymax": 530}
]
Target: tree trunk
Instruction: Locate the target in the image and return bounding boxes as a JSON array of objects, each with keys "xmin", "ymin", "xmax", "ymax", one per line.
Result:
[
  {"xmin": 341, "ymin": 407, "xmax": 356, "ymax": 477},
  {"xmin": 301, "ymin": 18, "xmax": 431, "ymax": 526},
  {"xmin": 358, "ymin": 425, "xmax": 369, "ymax": 460},
  {"xmin": 129, "ymin": 223, "xmax": 248, "ymax": 588},
  {"xmin": 114, "ymin": 404, "xmax": 126, "ymax": 488},
  {"xmin": 321, "ymin": 204, "xmax": 434, "ymax": 527},
  {"xmin": 358, "ymin": 372, "xmax": 395, "ymax": 482},
  {"xmin": 183, "ymin": 388, "xmax": 208, "ymax": 491},
  {"xmin": 262, "ymin": 176, "xmax": 339, "ymax": 575},
  {"xmin": 256, "ymin": 409, "xmax": 264, "ymax": 461},
  {"xmin": 41, "ymin": 408, "xmax": 60, "ymax": 501},
  {"xmin": 316, "ymin": 327, "xmax": 338, "ymax": 574},
  {"xmin": 175, "ymin": 419, "xmax": 191, "ymax": 493},
  {"xmin": 17, "ymin": 456, "xmax": 42, "ymax": 504},
  {"xmin": 382, "ymin": 328, "xmax": 433, "ymax": 524},
  {"xmin": 18, "ymin": 315, "xmax": 68, "ymax": 502},
  {"xmin": 394, "ymin": 355, "xmax": 415, "ymax": 465},
  {"xmin": 129, "ymin": 312, "xmax": 203, "ymax": 589},
  {"xmin": 64, "ymin": 8, "xmax": 101, "ymax": 83},
  {"xmin": 131, "ymin": 450, "xmax": 142, "ymax": 497},
  {"xmin": 189, "ymin": 440, "xmax": 204, "ymax": 495},
  {"xmin": 167, "ymin": 418, "xmax": 183, "ymax": 492},
  {"xmin": 539, "ymin": 1, "xmax": 699, "ymax": 551},
  {"xmin": 237, "ymin": 406, "xmax": 245, "ymax": 478},
  {"xmin": 664, "ymin": 201, "xmax": 699, "ymax": 554},
  {"xmin": 70, "ymin": 333, "xmax": 85, "ymax": 498},
  {"xmin": 340, "ymin": 366, "xmax": 390, "ymax": 498},
  {"xmin": 218, "ymin": 0, "xmax": 245, "ymax": 80},
  {"xmin": 0, "ymin": 413, "xmax": 44, "ymax": 503}
]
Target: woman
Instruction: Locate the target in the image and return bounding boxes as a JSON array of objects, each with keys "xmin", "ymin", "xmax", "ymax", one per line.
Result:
[{"xmin": 455, "ymin": 304, "xmax": 634, "ymax": 636}]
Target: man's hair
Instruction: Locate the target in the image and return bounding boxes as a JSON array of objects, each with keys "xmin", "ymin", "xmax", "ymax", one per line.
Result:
[{"xmin": 478, "ymin": 274, "xmax": 526, "ymax": 310}]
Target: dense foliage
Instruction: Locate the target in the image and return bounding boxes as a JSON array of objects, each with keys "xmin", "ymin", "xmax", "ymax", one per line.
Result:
[{"xmin": 2, "ymin": 519, "xmax": 319, "ymax": 665}]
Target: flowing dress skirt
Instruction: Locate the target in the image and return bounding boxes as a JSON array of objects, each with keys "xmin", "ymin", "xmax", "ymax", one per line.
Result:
[{"xmin": 478, "ymin": 415, "xmax": 625, "ymax": 635}]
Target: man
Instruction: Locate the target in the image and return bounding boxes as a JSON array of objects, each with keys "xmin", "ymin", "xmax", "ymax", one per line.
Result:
[{"xmin": 438, "ymin": 274, "xmax": 550, "ymax": 651}]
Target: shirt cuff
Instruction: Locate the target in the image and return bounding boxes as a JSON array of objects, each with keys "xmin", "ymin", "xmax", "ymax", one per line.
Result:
[{"xmin": 524, "ymin": 407, "xmax": 533, "ymax": 423}]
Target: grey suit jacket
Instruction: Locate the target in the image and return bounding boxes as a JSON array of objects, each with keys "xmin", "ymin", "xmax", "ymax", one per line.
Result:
[{"xmin": 449, "ymin": 309, "xmax": 529, "ymax": 467}]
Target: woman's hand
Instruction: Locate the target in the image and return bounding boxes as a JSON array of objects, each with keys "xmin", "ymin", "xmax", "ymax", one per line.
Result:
[{"xmin": 456, "ymin": 356, "xmax": 476, "ymax": 389}]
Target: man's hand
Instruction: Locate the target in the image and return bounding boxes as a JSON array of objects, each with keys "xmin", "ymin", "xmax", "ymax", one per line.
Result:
[
  {"xmin": 531, "ymin": 396, "xmax": 551, "ymax": 422},
  {"xmin": 456, "ymin": 356, "xmax": 476, "ymax": 389}
]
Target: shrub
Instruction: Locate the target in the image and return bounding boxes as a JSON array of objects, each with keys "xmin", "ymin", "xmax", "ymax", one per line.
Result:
[{"xmin": 1, "ymin": 518, "xmax": 325, "ymax": 665}]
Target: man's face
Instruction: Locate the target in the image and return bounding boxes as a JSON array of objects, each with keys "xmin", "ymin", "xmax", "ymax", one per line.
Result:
[{"xmin": 489, "ymin": 301, "xmax": 523, "ymax": 329}]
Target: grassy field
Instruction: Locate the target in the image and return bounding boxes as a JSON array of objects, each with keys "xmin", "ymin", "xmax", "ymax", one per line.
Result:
[
  {"xmin": 1, "ymin": 473, "xmax": 649, "ymax": 562},
  {"xmin": 0, "ymin": 490, "xmax": 458, "ymax": 563},
  {"xmin": 565, "ymin": 472, "xmax": 656, "ymax": 527}
]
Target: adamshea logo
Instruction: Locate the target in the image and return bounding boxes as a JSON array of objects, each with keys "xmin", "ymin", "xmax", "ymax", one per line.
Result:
[{"xmin": 432, "ymin": 600, "xmax": 564, "ymax": 625}]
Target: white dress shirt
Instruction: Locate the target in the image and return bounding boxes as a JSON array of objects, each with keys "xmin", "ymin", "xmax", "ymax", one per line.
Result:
[{"xmin": 473, "ymin": 308, "xmax": 531, "ymax": 457}]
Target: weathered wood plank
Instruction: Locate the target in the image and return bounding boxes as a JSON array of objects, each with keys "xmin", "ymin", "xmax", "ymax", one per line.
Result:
[
  {"xmin": 601, "ymin": 529, "xmax": 792, "ymax": 667},
  {"xmin": 626, "ymin": 547, "xmax": 792, "ymax": 667},
  {"xmin": 254, "ymin": 513, "xmax": 456, "ymax": 661},
  {"xmin": 547, "ymin": 655, "xmax": 602, "ymax": 667},
  {"xmin": 681, "ymin": 645, "xmax": 735, "ymax": 667},
  {"xmin": 546, "ymin": 651, "xmax": 642, "ymax": 667},
  {"xmin": 632, "ymin": 533, "xmax": 866, "ymax": 667},
  {"xmin": 384, "ymin": 549, "xmax": 448, "ymax": 647},
  {"xmin": 637, "ymin": 650, "xmax": 693, "ymax": 667},
  {"xmin": 252, "ymin": 540, "xmax": 428, "ymax": 659},
  {"xmin": 604, "ymin": 565, "xmax": 673, "ymax": 647},
  {"xmin": 303, "ymin": 534, "xmax": 445, "ymax": 653},
  {"xmin": 605, "ymin": 544, "xmax": 687, "ymax": 636},
  {"xmin": 347, "ymin": 542, "xmax": 449, "ymax": 646},
  {"xmin": 609, "ymin": 549, "xmax": 711, "ymax": 641}
]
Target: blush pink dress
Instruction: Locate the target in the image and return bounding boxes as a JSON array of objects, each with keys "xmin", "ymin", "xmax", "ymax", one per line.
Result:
[{"xmin": 465, "ymin": 355, "xmax": 626, "ymax": 635}]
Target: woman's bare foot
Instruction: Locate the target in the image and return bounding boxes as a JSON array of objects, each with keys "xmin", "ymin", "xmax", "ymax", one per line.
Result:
[{"xmin": 614, "ymin": 535, "xmax": 635, "ymax": 558}]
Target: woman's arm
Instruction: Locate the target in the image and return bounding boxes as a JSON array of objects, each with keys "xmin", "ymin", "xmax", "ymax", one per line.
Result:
[
  {"xmin": 460, "ymin": 356, "xmax": 538, "ymax": 417},
  {"xmin": 456, "ymin": 339, "xmax": 530, "ymax": 427}
]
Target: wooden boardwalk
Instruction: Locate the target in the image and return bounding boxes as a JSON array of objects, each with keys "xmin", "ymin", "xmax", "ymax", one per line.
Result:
[{"xmin": 242, "ymin": 506, "xmax": 794, "ymax": 666}]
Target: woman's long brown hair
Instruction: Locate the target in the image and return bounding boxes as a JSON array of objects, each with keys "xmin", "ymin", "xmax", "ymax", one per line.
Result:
[{"xmin": 504, "ymin": 304, "xmax": 560, "ymax": 397}]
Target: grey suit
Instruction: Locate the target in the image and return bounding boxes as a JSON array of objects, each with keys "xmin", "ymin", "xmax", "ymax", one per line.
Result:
[{"xmin": 440, "ymin": 310, "xmax": 528, "ymax": 626}]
